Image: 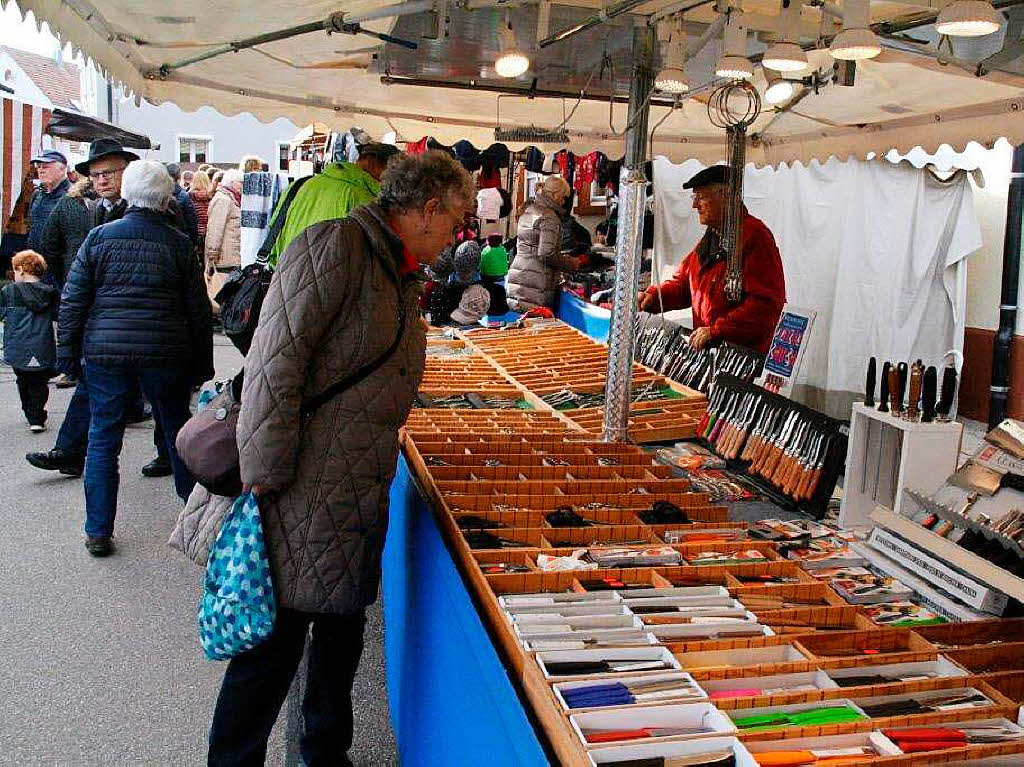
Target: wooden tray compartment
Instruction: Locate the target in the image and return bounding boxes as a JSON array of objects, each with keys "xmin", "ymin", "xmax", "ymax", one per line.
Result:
[
  {"xmin": 543, "ymin": 526, "xmax": 661, "ymax": 549},
  {"xmin": 945, "ymin": 642, "xmax": 1024, "ymax": 674},
  {"xmin": 675, "ymin": 643, "xmax": 817, "ymax": 681},
  {"xmin": 473, "ymin": 550, "xmax": 538, "ymax": 573},
  {"xmin": 731, "ymin": 582, "xmax": 847, "ymax": 610},
  {"xmin": 911, "ymin": 618, "xmax": 1024, "ymax": 650},
  {"xmin": 759, "ymin": 606, "xmax": 872, "ymax": 634},
  {"xmin": 794, "ymin": 628, "xmax": 938, "ymax": 663},
  {"xmin": 462, "ymin": 527, "xmax": 552, "ymax": 550},
  {"xmin": 979, "ymin": 669, "xmax": 1024, "ymax": 703}
]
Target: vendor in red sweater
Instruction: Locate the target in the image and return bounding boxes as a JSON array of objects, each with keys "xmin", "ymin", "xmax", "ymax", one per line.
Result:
[{"xmin": 639, "ymin": 165, "xmax": 786, "ymax": 355}]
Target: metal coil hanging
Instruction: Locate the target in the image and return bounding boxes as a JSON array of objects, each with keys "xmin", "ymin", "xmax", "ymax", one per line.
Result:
[{"xmin": 707, "ymin": 80, "xmax": 761, "ymax": 304}]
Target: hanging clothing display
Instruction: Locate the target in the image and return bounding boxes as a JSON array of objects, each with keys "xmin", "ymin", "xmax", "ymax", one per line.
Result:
[
  {"xmin": 651, "ymin": 156, "xmax": 981, "ymax": 416},
  {"xmin": 239, "ymin": 171, "xmax": 284, "ymax": 267}
]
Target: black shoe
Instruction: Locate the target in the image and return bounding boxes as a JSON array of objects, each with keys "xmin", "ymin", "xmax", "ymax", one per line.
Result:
[
  {"xmin": 54, "ymin": 373, "xmax": 78, "ymax": 389},
  {"xmin": 125, "ymin": 408, "xmax": 152, "ymax": 425},
  {"xmin": 141, "ymin": 457, "xmax": 173, "ymax": 477},
  {"xmin": 26, "ymin": 448, "xmax": 84, "ymax": 477},
  {"xmin": 85, "ymin": 536, "xmax": 114, "ymax": 557}
]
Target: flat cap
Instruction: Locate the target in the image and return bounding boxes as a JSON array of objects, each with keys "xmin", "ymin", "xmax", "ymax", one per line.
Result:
[
  {"xmin": 31, "ymin": 149, "xmax": 67, "ymax": 165},
  {"xmin": 683, "ymin": 164, "xmax": 731, "ymax": 190}
]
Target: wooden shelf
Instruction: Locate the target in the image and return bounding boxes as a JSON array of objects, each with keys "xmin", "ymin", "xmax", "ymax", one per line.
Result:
[{"xmin": 869, "ymin": 506, "xmax": 1024, "ymax": 603}]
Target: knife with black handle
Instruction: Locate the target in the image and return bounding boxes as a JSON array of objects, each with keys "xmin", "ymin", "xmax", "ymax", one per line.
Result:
[
  {"xmin": 896, "ymin": 361, "xmax": 908, "ymax": 414},
  {"xmin": 878, "ymin": 361, "xmax": 891, "ymax": 413},
  {"xmin": 907, "ymin": 361, "xmax": 923, "ymax": 421},
  {"xmin": 922, "ymin": 366, "xmax": 937, "ymax": 423},
  {"xmin": 937, "ymin": 364, "xmax": 958, "ymax": 421},
  {"xmin": 865, "ymin": 357, "xmax": 876, "ymax": 408}
]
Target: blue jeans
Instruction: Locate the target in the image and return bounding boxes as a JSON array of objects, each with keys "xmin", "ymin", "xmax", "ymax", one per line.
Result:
[
  {"xmin": 83, "ymin": 364, "xmax": 195, "ymax": 538},
  {"xmin": 56, "ymin": 370, "xmax": 167, "ymax": 460}
]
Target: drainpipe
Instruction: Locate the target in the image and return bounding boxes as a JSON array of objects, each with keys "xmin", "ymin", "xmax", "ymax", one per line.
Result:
[{"xmin": 989, "ymin": 143, "xmax": 1024, "ymax": 428}]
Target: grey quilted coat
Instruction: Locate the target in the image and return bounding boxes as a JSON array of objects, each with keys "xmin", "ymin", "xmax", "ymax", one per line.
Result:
[
  {"xmin": 236, "ymin": 203, "xmax": 426, "ymax": 614},
  {"xmin": 507, "ymin": 191, "xmax": 573, "ymax": 311}
]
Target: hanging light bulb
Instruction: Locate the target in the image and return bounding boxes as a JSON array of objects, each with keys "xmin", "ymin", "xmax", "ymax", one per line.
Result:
[
  {"xmin": 764, "ymin": 73, "xmax": 796, "ymax": 104},
  {"xmin": 716, "ymin": 11, "xmax": 754, "ymax": 80},
  {"xmin": 656, "ymin": 19, "xmax": 689, "ymax": 93},
  {"xmin": 495, "ymin": 14, "xmax": 530, "ymax": 78},
  {"xmin": 830, "ymin": 0, "xmax": 881, "ymax": 59},
  {"xmin": 936, "ymin": 0, "xmax": 1002, "ymax": 36},
  {"xmin": 763, "ymin": 0, "xmax": 808, "ymax": 72}
]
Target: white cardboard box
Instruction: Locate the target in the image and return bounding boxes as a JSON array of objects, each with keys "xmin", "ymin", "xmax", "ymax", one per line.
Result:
[
  {"xmin": 521, "ymin": 629, "xmax": 659, "ymax": 652},
  {"xmin": 537, "ymin": 646, "xmax": 682, "ymax": 680},
  {"xmin": 701, "ymin": 670, "xmax": 838, "ymax": 700},
  {"xmin": 851, "ymin": 686, "xmax": 994, "ymax": 714},
  {"xmin": 587, "ymin": 736, "xmax": 757, "ymax": 766},
  {"xmin": 618, "ymin": 586, "xmax": 731, "ymax": 601},
  {"xmin": 648, "ymin": 621, "xmax": 773, "ymax": 642},
  {"xmin": 513, "ymin": 614, "xmax": 642, "ymax": 636},
  {"xmin": 499, "ymin": 591, "xmax": 621, "ymax": 609},
  {"xmin": 553, "ymin": 672, "xmax": 708, "ymax": 712},
  {"xmin": 743, "ymin": 731, "xmax": 903, "ymax": 760},
  {"xmin": 507, "ymin": 603, "xmax": 633, "ymax": 619},
  {"xmin": 727, "ymin": 698, "xmax": 868, "ymax": 732},
  {"xmin": 570, "ymin": 702, "xmax": 736, "ymax": 748},
  {"xmin": 826, "ymin": 655, "xmax": 969, "ymax": 688},
  {"xmin": 675, "ymin": 644, "xmax": 809, "ymax": 672}
]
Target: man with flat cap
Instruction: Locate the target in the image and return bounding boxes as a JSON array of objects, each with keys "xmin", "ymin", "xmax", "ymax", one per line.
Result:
[
  {"xmin": 27, "ymin": 149, "xmax": 70, "ymax": 251},
  {"xmin": 640, "ymin": 164, "xmax": 786, "ymax": 356}
]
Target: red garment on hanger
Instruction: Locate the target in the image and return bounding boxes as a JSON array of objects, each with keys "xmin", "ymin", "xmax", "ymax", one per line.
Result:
[
  {"xmin": 574, "ymin": 152, "xmax": 602, "ymax": 192},
  {"xmin": 406, "ymin": 137, "xmax": 430, "ymax": 155},
  {"xmin": 478, "ymin": 166, "xmax": 502, "ymax": 189}
]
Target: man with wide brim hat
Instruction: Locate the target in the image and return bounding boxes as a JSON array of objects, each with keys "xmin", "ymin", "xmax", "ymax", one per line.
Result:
[
  {"xmin": 639, "ymin": 163, "xmax": 786, "ymax": 356},
  {"xmin": 73, "ymin": 138, "xmax": 140, "ymax": 176}
]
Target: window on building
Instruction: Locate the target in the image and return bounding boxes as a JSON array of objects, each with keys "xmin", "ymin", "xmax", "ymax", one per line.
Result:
[
  {"xmin": 278, "ymin": 142, "xmax": 291, "ymax": 173},
  {"xmin": 178, "ymin": 137, "xmax": 211, "ymax": 164}
]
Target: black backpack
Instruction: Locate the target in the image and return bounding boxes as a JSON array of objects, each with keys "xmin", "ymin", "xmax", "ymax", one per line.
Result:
[{"xmin": 215, "ymin": 175, "xmax": 312, "ymax": 355}]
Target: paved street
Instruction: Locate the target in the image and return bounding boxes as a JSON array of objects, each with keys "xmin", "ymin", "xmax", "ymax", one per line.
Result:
[{"xmin": 0, "ymin": 335, "xmax": 397, "ymax": 765}]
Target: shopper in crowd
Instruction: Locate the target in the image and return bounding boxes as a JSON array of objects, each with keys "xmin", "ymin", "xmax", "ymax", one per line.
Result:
[
  {"xmin": 207, "ymin": 150, "xmax": 474, "ymax": 766},
  {"xmin": 57, "ymin": 160, "xmax": 213, "ymax": 558},
  {"xmin": 204, "ymin": 169, "xmax": 242, "ymax": 311},
  {"xmin": 267, "ymin": 142, "xmax": 399, "ymax": 267},
  {"xmin": 27, "ymin": 150, "xmax": 70, "ymax": 251},
  {"xmin": 211, "ymin": 170, "xmax": 224, "ymax": 186},
  {"xmin": 26, "ymin": 139, "xmax": 144, "ymax": 478},
  {"xmin": 239, "ymin": 155, "xmax": 264, "ymax": 173},
  {"xmin": 479, "ymin": 234, "xmax": 510, "ymax": 315},
  {"xmin": 39, "ymin": 176, "xmax": 95, "ymax": 289},
  {"xmin": 181, "ymin": 170, "xmax": 194, "ymax": 190},
  {"xmin": 1, "ymin": 250, "xmax": 59, "ymax": 431},
  {"xmin": 188, "ymin": 170, "xmax": 214, "ymax": 244},
  {"xmin": 164, "ymin": 162, "xmax": 200, "ymax": 245},
  {"xmin": 507, "ymin": 176, "xmax": 581, "ymax": 312},
  {"xmin": 640, "ymin": 165, "xmax": 786, "ymax": 355}
]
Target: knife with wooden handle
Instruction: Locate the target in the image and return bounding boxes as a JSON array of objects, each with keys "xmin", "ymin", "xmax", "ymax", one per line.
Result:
[
  {"xmin": 888, "ymin": 363, "xmax": 900, "ymax": 414},
  {"xmin": 907, "ymin": 361, "xmax": 923, "ymax": 420}
]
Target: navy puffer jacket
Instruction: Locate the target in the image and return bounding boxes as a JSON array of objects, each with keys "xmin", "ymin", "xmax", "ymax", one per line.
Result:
[{"xmin": 57, "ymin": 207, "xmax": 214, "ymax": 384}]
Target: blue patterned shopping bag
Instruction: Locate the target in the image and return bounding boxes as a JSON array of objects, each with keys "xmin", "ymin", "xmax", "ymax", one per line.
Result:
[{"xmin": 197, "ymin": 492, "xmax": 276, "ymax": 660}]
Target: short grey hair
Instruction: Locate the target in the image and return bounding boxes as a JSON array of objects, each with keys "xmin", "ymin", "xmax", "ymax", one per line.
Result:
[
  {"xmin": 121, "ymin": 160, "xmax": 173, "ymax": 211},
  {"xmin": 379, "ymin": 150, "xmax": 474, "ymax": 217},
  {"xmin": 221, "ymin": 168, "xmax": 244, "ymax": 186},
  {"xmin": 164, "ymin": 161, "xmax": 181, "ymax": 181}
]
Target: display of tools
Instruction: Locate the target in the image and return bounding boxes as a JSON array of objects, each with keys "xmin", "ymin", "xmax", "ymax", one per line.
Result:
[
  {"xmin": 561, "ymin": 678, "xmax": 705, "ymax": 708},
  {"xmin": 544, "ymin": 659, "xmax": 672, "ymax": 675},
  {"xmin": 922, "ymin": 365, "xmax": 937, "ymax": 422},
  {"xmin": 906, "ymin": 361, "xmax": 923, "ymax": 420},
  {"xmin": 633, "ymin": 313, "xmax": 763, "ymax": 394},
  {"xmin": 603, "ymin": 752, "xmax": 736, "ymax": 767},
  {"xmin": 864, "ymin": 357, "xmax": 876, "ymax": 408},
  {"xmin": 937, "ymin": 363, "xmax": 958, "ymax": 421},
  {"xmin": 883, "ymin": 725, "xmax": 1024, "ymax": 751},
  {"xmin": 878, "ymin": 361, "xmax": 891, "ymax": 413},
  {"xmin": 858, "ymin": 691, "xmax": 990, "ymax": 717},
  {"xmin": 699, "ymin": 374, "xmax": 844, "ymax": 515},
  {"xmin": 887, "ymin": 364, "xmax": 900, "ymax": 414},
  {"xmin": 583, "ymin": 725, "xmax": 714, "ymax": 743},
  {"xmin": 752, "ymin": 748, "xmax": 875, "ymax": 766}
]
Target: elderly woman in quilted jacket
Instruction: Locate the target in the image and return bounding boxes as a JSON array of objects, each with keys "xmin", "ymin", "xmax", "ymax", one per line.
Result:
[{"xmin": 207, "ymin": 151, "xmax": 474, "ymax": 767}]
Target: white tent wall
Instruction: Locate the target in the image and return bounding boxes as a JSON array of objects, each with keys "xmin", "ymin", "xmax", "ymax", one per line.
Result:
[{"xmin": 652, "ymin": 155, "xmax": 982, "ymax": 418}]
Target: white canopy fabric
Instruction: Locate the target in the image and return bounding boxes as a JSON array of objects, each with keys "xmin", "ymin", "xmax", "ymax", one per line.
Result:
[
  {"xmin": 14, "ymin": 0, "xmax": 1024, "ymax": 167},
  {"xmin": 653, "ymin": 155, "xmax": 981, "ymax": 416}
]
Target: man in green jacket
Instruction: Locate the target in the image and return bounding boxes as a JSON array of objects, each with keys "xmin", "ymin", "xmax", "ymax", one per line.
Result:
[{"xmin": 268, "ymin": 142, "xmax": 399, "ymax": 266}]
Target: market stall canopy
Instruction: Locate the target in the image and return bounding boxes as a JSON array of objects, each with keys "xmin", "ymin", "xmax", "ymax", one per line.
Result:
[
  {"xmin": 47, "ymin": 107, "xmax": 153, "ymax": 148},
  {"xmin": 14, "ymin": 0, "xmax": 1024, "ymax": 165}
]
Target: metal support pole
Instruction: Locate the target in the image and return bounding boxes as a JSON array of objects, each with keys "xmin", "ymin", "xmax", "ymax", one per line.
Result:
[
  {"xmin": 989, "ymin": 143, "xmax": 1024, "ymax": 428},
  {"xmin": 601, "ymin": 25, "xmax": 655, "ymax": 442}
]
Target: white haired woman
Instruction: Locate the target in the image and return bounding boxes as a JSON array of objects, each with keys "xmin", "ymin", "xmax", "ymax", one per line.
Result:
[
  {"xmin": 204, "ymin": 168, "xmax": 242, "ymax": 310},
  {"xmin": 206, "ymin": 150, "xmax": 474, "ymax": 766},
  {"xmin": 57, "ymin": 159, "xmax": 213, "ymax": 557},
  {"xmin": 507, "ymin": 175, "xmax": 581, "ymax": 312}
]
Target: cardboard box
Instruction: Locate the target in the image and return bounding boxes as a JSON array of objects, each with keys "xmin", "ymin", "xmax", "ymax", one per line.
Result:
[
  {"xmin": 742, "ymin": 731, "xmax": 904, "ymax": 760},
  {"xmin": 586, "ymin": 736, "xmax": 757, "ymax": 767},
  {"xmin": 701, "ymin": 670, "xmax": 838, "ymax": 705},
  {"xmin": 553, "ymin": 672, "xmax": 708, "ymax": 712},
  {"xmin": 521, "ymin": 629, "xmax": 659, "ymax": 652},
  {"xmin": 570, "ymin": 702, "xmax": 736, "ymax": 748},
  {"xmin": 536, "ymin": 646, "xmax": 682, "ymax": 680},
  {"xmin": 825, "ymin": 656, "xmax": 970, "ymax": 691}
]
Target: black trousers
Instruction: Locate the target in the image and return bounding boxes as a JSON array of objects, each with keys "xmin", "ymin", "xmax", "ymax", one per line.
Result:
[
  {"xmin": 14, "ymin": 367, "xmax": 52, "ymax": 425},
  {"xmin": 208, "ymin": 607, "xmax": 367, "ymax": 767}
]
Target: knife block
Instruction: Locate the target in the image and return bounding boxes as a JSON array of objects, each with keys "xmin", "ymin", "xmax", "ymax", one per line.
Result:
[{"xmin": 839, "ymin": 403, "xmax": 963, "ymax": 530}]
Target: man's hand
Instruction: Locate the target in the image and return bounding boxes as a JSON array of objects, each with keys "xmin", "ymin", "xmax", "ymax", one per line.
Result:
[
  {"xmin": 638, "ymin": 290, "xmax": 662, "ymax": 313},
  {"xmin": 689, "ymin": 326, "xmax": 712, "ymax": 350}
]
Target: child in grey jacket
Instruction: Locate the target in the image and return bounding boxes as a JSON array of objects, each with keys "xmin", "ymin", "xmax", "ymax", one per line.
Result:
[{"xmin": 1, "ymin": 250, "xmax": 59, "ymax": 430}]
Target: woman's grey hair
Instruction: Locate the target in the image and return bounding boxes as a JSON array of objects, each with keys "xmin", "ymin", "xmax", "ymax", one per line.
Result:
[
  {"xmin": 379, "ymin": 150, "xmax": 474, "ymax": 216},
  {"xmin": 221, "ymin": 168, "xmax": 244, "ymax": 187},
  {"xmin": 121, "ymin": 160, "xmax": 173, "ymax": 211}
]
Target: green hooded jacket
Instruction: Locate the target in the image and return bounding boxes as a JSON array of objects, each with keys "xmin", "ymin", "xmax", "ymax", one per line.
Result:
[{"xmin": 268, "ymin": 162, "xmax": 379, "ymax": 266}]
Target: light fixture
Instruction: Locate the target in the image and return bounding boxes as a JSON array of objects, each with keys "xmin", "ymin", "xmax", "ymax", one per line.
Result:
[
  {"xmin": 656, "ymin": 18, "xmax": 689, "ymax": 93},
  {"xmin": 716, "ymin": 11, "xmax": 754, "ymax": 79},
  {"xmin": 764, "ymin": 73, "xmax": 796, "ymax": 104},
  {"xmin": 935, "ymin": 0, "xmax": 1002, "ymax": 36},
  {"xmin": 495, "ymin": 15, "xmax": 530, "ymax": 78},
  {"xmin": 763, "ymin": 0, "xmax": 808, "ymax": 72},
  {"xmin": 830, "ymin": 0, "xmax": 881, "ymax": 59}
]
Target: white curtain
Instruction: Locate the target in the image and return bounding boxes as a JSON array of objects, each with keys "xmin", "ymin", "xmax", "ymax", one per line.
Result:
[{"xmin": 652, "ymin": 156, "xmax": 982, "ymax": 417}]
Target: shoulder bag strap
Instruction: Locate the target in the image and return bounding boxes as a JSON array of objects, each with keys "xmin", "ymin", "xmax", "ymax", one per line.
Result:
[
  {"xmin": 256, "ymin": 174, "xmax": 314, "ymax": 265},
  {"xmin": 298, "ymin": 216, "xmax": 408, "ymax": 420}
]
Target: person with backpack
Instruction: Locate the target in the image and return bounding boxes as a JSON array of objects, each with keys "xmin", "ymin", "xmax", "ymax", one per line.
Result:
[
  {"xmin": 206, "ymin": 151, "xmax": 474, "ymax": 766},
  {"xmin": 1, "ymin": 250, "xmax": 59, "ymax": 431}
]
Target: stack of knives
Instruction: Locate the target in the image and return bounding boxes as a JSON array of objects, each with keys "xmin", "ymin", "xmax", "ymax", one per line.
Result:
[
  {"xmin": 864, "ymin": 356, "xmax": 958, "ymax": 423},
  {"xmin": 633, "ymin": 314, "xmax": 762, "ymax": 393},
  {"xmin": 697, "ymin": 374, "xmax": 843, "ymax": 511}
]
